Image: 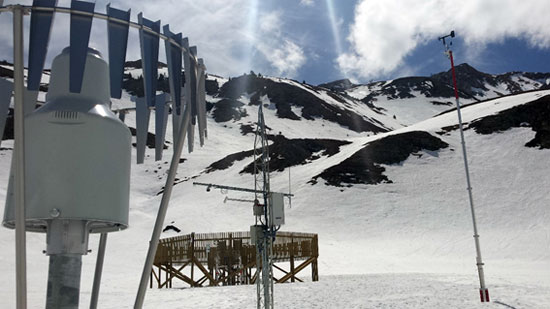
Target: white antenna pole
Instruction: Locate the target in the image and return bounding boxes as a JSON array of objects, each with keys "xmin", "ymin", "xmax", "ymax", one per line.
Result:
[
  {"xmin": 439, "ymin": 31, "xmax": 489, "ymax": 302},
  {"xmin": 12, "ymin": 5, "xmax": 28, "ymax": 309}
]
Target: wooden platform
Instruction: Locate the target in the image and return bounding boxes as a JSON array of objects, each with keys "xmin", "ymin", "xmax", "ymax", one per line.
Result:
[{"xmin": 150, "ymin": 231, "xmax": 319, "ymax": 288}]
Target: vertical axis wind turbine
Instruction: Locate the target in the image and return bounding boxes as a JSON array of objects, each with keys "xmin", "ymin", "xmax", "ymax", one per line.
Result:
[{"xmin": 0, "ymin": 1, "xmax": 208, "ymax": 308}]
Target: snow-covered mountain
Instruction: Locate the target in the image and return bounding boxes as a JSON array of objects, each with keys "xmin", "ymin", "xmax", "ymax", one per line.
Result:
[
  {"xmin": 343, "ymin": 63, "xmax": 550, "ymax": 126},
  {"xmin": 1, "ymin": 62, "xmax": 550, "ymax": 308}
]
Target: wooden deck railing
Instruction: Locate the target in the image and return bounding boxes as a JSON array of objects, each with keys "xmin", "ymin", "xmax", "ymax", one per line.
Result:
[{"xmin": 151, "ymin": 231, "xmax": 319, "ymax": 288}]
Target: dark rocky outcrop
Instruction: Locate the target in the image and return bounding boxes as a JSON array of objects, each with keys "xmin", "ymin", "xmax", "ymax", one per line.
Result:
[
  {"xmin": 469, "ymin": 95, "xmax": 550, "ymax": 149},
  {"xmin": 128, "ymin": 127, "xmax": 168, "ymax": 149},
  {"xmin": 205, "ymin": 78, "xmax": 219, "ymax": 95},
  {"xmin": 205, "ymin": 135, "xmax": 351, "ymax": 173},
  {"xmin": 240, "ymin": 124, "xmax": 255, "ymax": 135},
  {"xmin": 122, "ymin": 72, "xmax": 172, "ymax": 97},
  {"xmin": 123, "ymin": 60, "xmax": 167, "ymax": 69},
  {"xmin": 0, "ymin": 65, "xmax": 14, "ymax": 79},
  {"xmin": 211, "ymin": 98, "xmax": 248, "ymax": 122},
  {"xmin": 311, "ymin": 131, "xmax": 449, "ymax": 187},
  {"xmin": 1, "ymin": 108, "xmax": 14, "ymax": 140},
  {"xmin": 318, "ymin": 79, "xmax": 356, "ymax": 92}
]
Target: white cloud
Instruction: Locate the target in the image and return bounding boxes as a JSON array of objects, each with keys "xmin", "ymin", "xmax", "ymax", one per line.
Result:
[
  {"xmin": 338, "ymin": 0, "xmax": 550, "ymax": 80},
  {"xmin": 300, "ymin": 0, "xmax": 315, "ymax": 7},
  {"xmin": 255, "ymin": 11, "xmax": 306, "ymax": 77},
  {"xmin": 0, "ymin": 0, "xmax": 306, "ymax": 78},
  {"xmin": 257, "ymin": 39, "xmax": 306, "ymax": 77}
]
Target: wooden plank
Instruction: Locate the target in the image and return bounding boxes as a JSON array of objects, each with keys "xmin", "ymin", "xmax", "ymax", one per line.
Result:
[
  {"xmin": 312, "ymin": 258, "xmax": 319, "ymax": 281},
  {"xmin": 276, "ymin": 257, "xmax": 315, "ymax": 283},
  {"xmin": 160, "ymin": 264, "xmax": 202, "ymax": 287},
  {"xmin": 197, "ymin": 275, "xmax": 208, "ymax": 286},
  {"xmin": 251, "ymin": 269, "xmax": 259, "ymax": 284},
  {"xmin": 191, "ymin": 232, "xmax": 195, "ymax": 283},
  {"xmin": 290, "ymin": 235, "xmax": 295, "ymax": 283},
  {"xmin": 191, "ymin": 256, "xmax": 216, "ymax": 285},
  {"xmin": 273, "ymin": 264, "xmax": 303, "ymax": 283},
  {"xmin": 156, "ymin": 262, "xmax": 193, "ymax": 288}
]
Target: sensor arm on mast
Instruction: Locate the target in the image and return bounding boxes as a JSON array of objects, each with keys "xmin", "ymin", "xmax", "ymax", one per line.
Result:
[{"xmin": 192, "ymin": 182, "xmax": 294, "ymax": 198}]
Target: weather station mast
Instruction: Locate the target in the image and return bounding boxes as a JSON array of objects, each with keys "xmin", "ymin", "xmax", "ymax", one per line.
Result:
[
  {"xmin": 194, "ymin": 104, "xmax": 290, "ymax": 309},
  {"xmin": 438, "ymin": 30, "xmax": 490, "ymax": 303},
  {"xmin": 252, "ymin": 103, "xmax": 276, "ymax": 309}
]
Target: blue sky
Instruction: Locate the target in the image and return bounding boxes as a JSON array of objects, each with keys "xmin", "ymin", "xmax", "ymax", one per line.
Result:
[{"xmin": 1, "ymin": 0, "xmax": 550, "ymax": 85}]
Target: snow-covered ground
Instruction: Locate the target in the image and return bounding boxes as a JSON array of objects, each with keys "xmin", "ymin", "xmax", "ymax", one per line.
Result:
[{"xmin": 0, "ymin": 87, "xmax": 549, "ymax": 308}]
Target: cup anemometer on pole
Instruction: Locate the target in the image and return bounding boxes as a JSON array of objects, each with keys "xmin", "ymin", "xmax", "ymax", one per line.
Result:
[
  {"xmin": 0, "ymin": 1, "xmax": 208, "ymax": 308},
  {"xmin": 438, "ymin": 30, "xmax": 490, "ymax": 303}
]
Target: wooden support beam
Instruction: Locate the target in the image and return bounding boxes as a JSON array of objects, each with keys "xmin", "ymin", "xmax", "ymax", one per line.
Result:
[
  {"xmin": 169, "ymin": 262, "xmax": 173, "ymax": 288},
  {"xmin": 160, "ymin": 264, "xmax": 201, "ymax": 287},
  {"xmin": 312, "ymin": 258, "xmax": 319, "ymax": 281},
  {"xmin": 290, "ymin": 235, "xmax": 295, "ymax": 283},
  {"xmin": 190, "ymin": 233, "xmax": 195, "ymax": 285},
  {"xmin": 192, "ymin": 256, "xmax": 216, "ymax": 286},
  {"xmin": 276, "ymin": 257, "xmax": 315, "ymax": 283},
  {"xmin": 151, "ymin": 261, "xmax": 191, "ymax": 289},
  {"xmin": 273, "ymin": 264, "xmax": 303, "ymax": 283},
  {"xmin": 156, "ymin": 265, "xmax": 162, "ymax": 288},
  {"xmin": 251, "ymin": 268, "xmax": 259, "ymax": 284},
  {"xmin": 197, "ymin": 275, "xmax": 208, "ymax": 286}
]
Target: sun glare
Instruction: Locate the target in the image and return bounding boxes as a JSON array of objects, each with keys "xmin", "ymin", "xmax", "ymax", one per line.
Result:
[
  {"xmin": 243, "ymin": 0, "xmax": 260, "ymax": 73},
  {"xmin": 325, "ymin": 0, "xmax": 343, "ymax": 57}
]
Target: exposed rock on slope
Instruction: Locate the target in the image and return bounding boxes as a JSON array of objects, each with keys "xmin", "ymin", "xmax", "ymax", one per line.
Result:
[
  {"xmin": 469, "ymin": 94, "xmax": 550, "ymax": 149},
  {"xmin": 318, "ymin": 79, "xmax": 356, "ymax": 92},
  {"xmin": 311, "ymin": 131, "xmax": 449, "ymax": 187},
  {"xmin": 211, "ymin": 98, "xmax": 248, "ymax": 122},
  {"xmin": 206, "ymin": 135, "xmax": 351, "ymax": 174}
]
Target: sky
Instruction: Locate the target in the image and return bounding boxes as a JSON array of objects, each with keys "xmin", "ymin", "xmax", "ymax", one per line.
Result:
[{"xmin": 1, "ymin": 0, "xmax": 550, "ymax": 85}]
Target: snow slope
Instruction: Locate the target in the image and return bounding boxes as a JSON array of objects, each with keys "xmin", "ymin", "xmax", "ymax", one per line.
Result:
[{"xmin": 0, "ymin": 80, "xmax": 549, "ymax": 308}]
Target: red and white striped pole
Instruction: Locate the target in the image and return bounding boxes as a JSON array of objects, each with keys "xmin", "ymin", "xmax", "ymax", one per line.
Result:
[{"xmin": 439, "ymin": 31, "xmax": 490, "ymax": 303}]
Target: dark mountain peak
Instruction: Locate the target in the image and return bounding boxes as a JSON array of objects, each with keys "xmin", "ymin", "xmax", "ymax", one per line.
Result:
[
  {"xmin": 433, "ymin": 62, "xmax": 493, "ymax": 82},
  {"xmin": 318, "ymin": 79, "xmax": 356, "ymax": 92},
  {"xmin": 454, "ymin": 63, "xmax": 482, "ymax": 73},
  {"xmin": 430, "ymin": 63, "xmax": 497, "ymax": 98},
  {"xmin": 124, "ymin": 59, "xmax": 167, "ymax": 69}
]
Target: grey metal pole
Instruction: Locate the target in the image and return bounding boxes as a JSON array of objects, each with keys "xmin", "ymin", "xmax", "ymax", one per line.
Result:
[
  {"xmin": 134, "ymin": 99, "xmax": 192, "ymax": 308},
  {"xmin": 46, "ymin": 255, "xmax": 82, "ymax": 309},
  {"xmin": 90, "ymin": 233, "xmax": 108, "ymax": 309},
  {"xmin": 288, "ymin": 167, "xmax": 291, "ymax": 208},
  {"xmin": 12, "ymin": 5, "xmax": 27, "ymax": 309}
]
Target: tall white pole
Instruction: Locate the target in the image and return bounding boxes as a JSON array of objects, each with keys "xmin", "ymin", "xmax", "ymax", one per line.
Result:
[
  {"xmin": 448, "ymin": 49, "xmax": 489, "ymax": 302},
  {"xmin": 12, "ymin": 5, "xmax": 27, "ymax": 309}
]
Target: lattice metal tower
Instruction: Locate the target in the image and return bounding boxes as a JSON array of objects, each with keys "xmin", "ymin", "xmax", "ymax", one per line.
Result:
[{"xmin": 253, "ymin": 104, "xmax": 274, "ymax": 309}]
